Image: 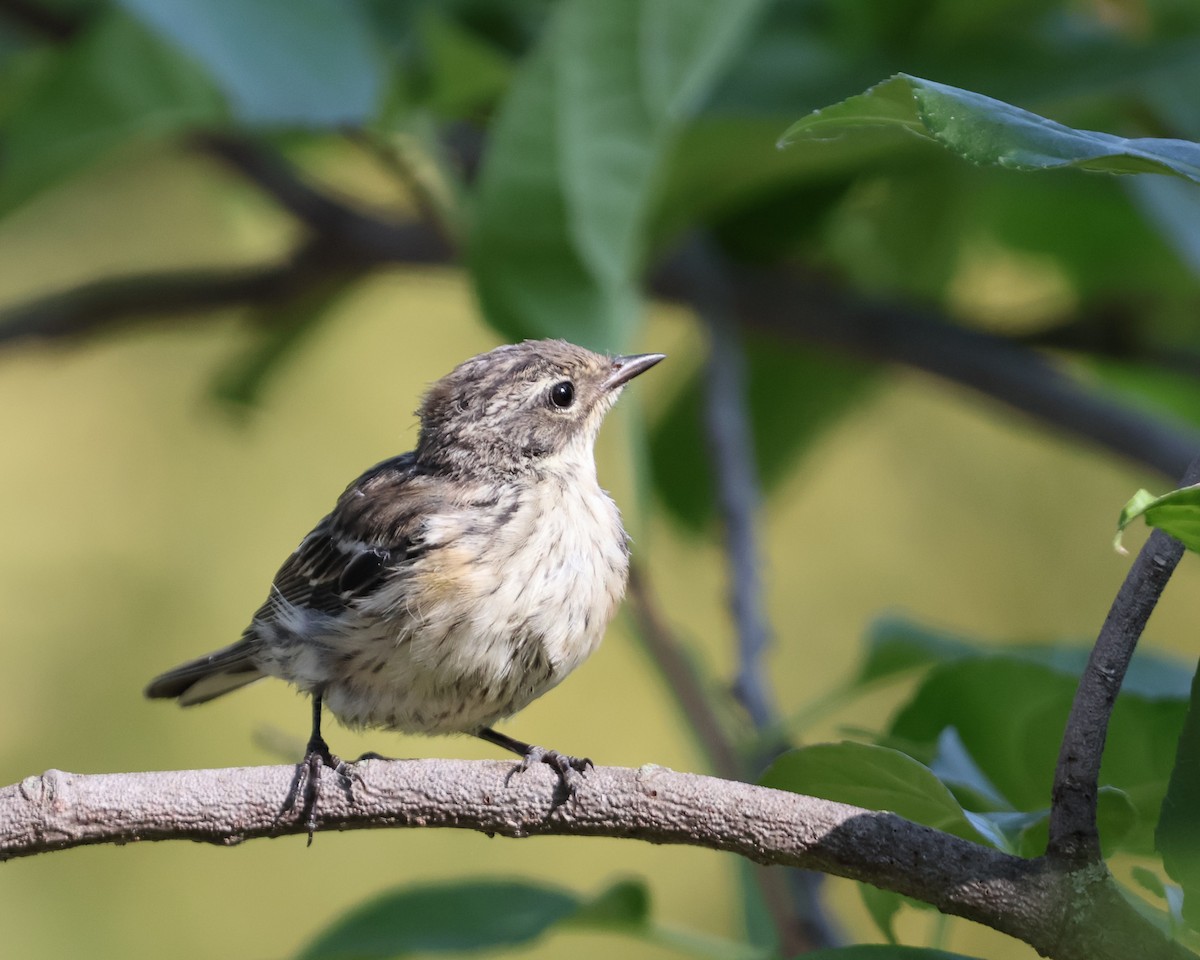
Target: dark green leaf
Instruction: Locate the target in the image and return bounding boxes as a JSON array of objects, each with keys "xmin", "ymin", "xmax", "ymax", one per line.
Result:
[
  {"xmin": 298, "ymin": 879, "xmax": 654, "ymax": 959},
  {"xmin": 1134, "ymin": 865, "xmax": 1171, "ymax": 901},
  {"xmin": 212, "ymin": 278, "xmax": 357, "ymax": 411},
  {"xmin": 297, "ymin": 880, "xmax": 578, "ymax": 959},
  {"xmin": 734, "ymin": 858, "xmax": 778, "ymax": 953},
  {"xmin": 1116, "ymin": 484, "xmax": 1200, "ymax": 555},
  {"xmin": 891, "ymin": 657, "xmax": 1187, "ymax": 854},
  {"xmin": 967, "ymin": 809, "xmax": 1047, "ymax": 858},
  {"xmin": 1131, "ymin": 867, "xmax": 1188, "ymax": 935},
  {"xmin": 780, "ymin": 74, "xmax": 1200, "ymax": 184},
  {"xmin": 990, "ymin": 788, "xmax": 1134, "ymax": 859},
  {"xmin": 929, "ymin": 728, "xmax": 1009, "ymax": 812},
  {"xmin": 0, "ymin": 10, "xmax": 223, "ymax": 215},
  {"xmin": 296, "ymin": 877, "xmax": 754, "ymax": 960},
  {"xmin": 761, "ymin": 742, "xmax": 990, "ymax": 845},
  {"xmin": 649, "ymin": 338, "xmax": 877, "ymax": 530},
  {"xmin": 858, "ymin": 884, "xmax": 902, "ymax": 943},
  {"xmin": 561, "ymin": 879, "xmax": 649, "ymax": 931},
  {"xmin": 115, "ymin": 0, "xmax": 384, "ymax": 125},
  {"xmin": 419, "ymin": 9, "xmax": 513, "ymax": 117},
  {"xmin": 471, "ymin": 0, "xmax": 764, "ymax": 349},
  {"xmin": 1157, "ymin": 658, "xmax": 1200, "ymax": 930}
]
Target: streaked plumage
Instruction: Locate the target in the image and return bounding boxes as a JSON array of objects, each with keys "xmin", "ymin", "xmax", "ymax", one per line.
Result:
[{"xmin": 146, "ymin": 339, "xmax": 663, "ymax": 803}]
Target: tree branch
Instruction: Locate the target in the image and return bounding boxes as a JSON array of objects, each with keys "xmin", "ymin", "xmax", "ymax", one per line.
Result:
[
  {"xmin": 680, "ymin": 240, "xmax": 780, "ymax": 737},
  {"xmin": 626, "ymin": 568, "xmax": 835, "ymax": 955},
  {"xmin": 688, "ymin": 264, "xmax": 1200, "ymax": 479},
  {"xmin": 4, "ymin": 126, "xmax": 1200, "ymax": 482},
  {"xmin": 668, "ymin": 239, "xmax": 841, "ymax": 949},
  {"xmin": 1048, "ymin": 455, "xmax": 1200, "ymax": 861},
  {"xmin": 0, "ymin": 761, "xmax": 1189, "ymax": 960},
  {"xmin": 0, "ymin": 223, "xmax": 451, "ymax": 347},
  {"xmin": 1020, "ymin": 310, "xmax": 1200, "ymax": 383},
  {"xmin": 626, "ymin": 565, "xmax": 741, "ymax": 781}
]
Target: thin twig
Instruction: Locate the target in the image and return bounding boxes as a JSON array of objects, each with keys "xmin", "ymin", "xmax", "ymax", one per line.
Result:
[
  {"xmin": 627, "ymin": 569, "xmax": 829, "ymax": 958},
  {"xmin": 677, "ymin": 238, "xmax": 779, "ymax": 734},
  {"xmin": 0, "ymin": 761, "xmax": 1191, "ymax": 960},
  {"xmin": 672, "ymin": 237, "xmax": 839, "ymax": 949},
  {"xmin": 195, "ymin": 134, "xmax": 453, "ymax": 263},
  {"xmin": 1020, "ymin": 310, "xmax": 1200, "ymax": 383},
  {"xmin": 666, "ymin": 264, "xmax": 1200, "ymax": 479},
  {"xmin": 0, "ymin": 224, "xmax": 448, "ymax": 346},
  {"xmin": 1048, "ymin": 454, "xmax": 1200, "ymax": 861},
  {"xmin": 6, "ymin": 225, "xmax": 1198, "ymax": 482},
  {"xmin": 346, "ymin": 129, "xmax": 462, "ymax": 252},
  {"xmin": 626, "ymin": 565, "xmax": 741, "ymax": 780}
]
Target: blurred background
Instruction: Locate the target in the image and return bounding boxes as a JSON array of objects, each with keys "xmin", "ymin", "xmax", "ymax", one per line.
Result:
[{"xmin": 3, "ymin": 1, "xmax": 1200, "ymax": 958}]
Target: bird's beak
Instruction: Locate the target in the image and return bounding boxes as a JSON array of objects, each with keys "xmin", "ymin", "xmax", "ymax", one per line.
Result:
[{"xmin": 604, "ymin": 353, "xmax": 666, "ymax": 391}]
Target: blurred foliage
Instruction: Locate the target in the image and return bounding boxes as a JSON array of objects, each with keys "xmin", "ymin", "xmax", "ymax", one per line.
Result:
[{"xmin": 5, "ymin": 0, "xmax": 1200, "ymax": 958}]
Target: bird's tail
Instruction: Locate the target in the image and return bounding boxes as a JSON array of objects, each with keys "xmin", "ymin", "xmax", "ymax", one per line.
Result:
[{"xmin": 144, "ymin": 641, "xmax": 264, "ymax": 707}]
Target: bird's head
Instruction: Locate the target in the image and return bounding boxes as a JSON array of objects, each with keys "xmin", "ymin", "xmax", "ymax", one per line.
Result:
[{"xmin": 416, "ymin": 339, "xmax": 664, "ymax": 477}]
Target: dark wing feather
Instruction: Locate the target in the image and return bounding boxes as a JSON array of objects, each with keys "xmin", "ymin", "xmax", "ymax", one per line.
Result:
[
  {"xmin": 252, "ymin": 453, "xmax": 432, "ymax": 626},
  {"xmin": 147, "ymin": 454, "xmax": 435, "ymax": 706}
]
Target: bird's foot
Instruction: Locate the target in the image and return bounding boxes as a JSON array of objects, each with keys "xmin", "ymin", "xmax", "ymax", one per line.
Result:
[
  {"xmin": 515, "ymin": 745, "xmax": 594, "ymax": 799},
  {"xmin": 285, "ymin": 736, "xmax": 360, "ymax": 845}
]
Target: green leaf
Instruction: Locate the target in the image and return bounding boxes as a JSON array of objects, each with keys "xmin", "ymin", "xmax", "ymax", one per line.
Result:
[
  {"xmin": 0, "ymin": 10, "xmax": 223, "ymax": 215},
  {"xmin": 929, "ymin": 728, "xmax": 1009, "ymax": 812},
  {"xmin": 1157, "ymin": 659, "xmax": 1200, "ymax": 931},
  {"xmin": 297, "ymin": 879, "xmax": 656, "ymax": 959},
  {"xmin": 780, "ymin": 74, "xmax": 1200, "ymax": 184},
  {"xmin": 734, "ymin": 857, "xmax": 779, "ymax": 954},
  {"xmin": 211, "ymin": 277, "xmax": 357, "ymax": 411},
  {"xmin": 560, "ymin": 879, "xmax": 649, "ymax": 931},
  {"xmin": 649, "ymin": 338, "xmax": 877, "ymax": 530},
  {"xmin": 419, "ymin": 9, "xmax": 513, "ymax": 117},
  {"xmin": 297, "ymin": 880, "xmax": 579, "ymax": 959},
  {"xmin": 966, "ymin": 810, "xmax": 1047, "ymax": 858},
  {"xmin": 298, "ymin": 877, "xmax": 761, "ymax": 960},
  {"xmin": 858, "ymin": 884, "xmax": 902, "ymax": 943},
  {"xmin": 471, "ymin": 0, "xmax": 764, "ymax": 349},
  {"xmin": 890, "ymin": 656, "xmax": 1187, "ymax": 854},
  {"xmin": 1115, "ymin": 484, "xmax": 1200, "ymax": 554},
  {"xmin": 1131, "ymin": 867, "xmax": 1187, "ymax": 935},
  {"xmin": 761, "ymin": 742, "xmax": 990, "ymax": 846},
  {"xmin": 887, "ymin": 658, "xmax": 1070, "ymax": 812},
  {"xmin": 115, "ymin": 0, "xmax": 384, "ymax": 126}
]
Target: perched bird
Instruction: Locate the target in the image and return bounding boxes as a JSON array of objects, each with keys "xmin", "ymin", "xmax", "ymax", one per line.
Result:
[{"xmin": 146, "ymin": 339, "xmax": 663, "ymax": 818}]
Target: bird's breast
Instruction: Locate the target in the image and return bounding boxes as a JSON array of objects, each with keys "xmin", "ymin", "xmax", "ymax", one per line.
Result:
[{"xmin": 369, "ymin": 478, "xmax": 629, "ymax": 690}]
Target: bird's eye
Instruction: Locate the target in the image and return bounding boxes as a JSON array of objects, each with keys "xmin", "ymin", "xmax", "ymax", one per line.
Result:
[{"xmin": 549, "ymin": 380, "xmax": 575, "ymax": 408}]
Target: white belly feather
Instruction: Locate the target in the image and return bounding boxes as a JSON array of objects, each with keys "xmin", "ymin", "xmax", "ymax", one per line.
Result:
[{"xmin": 311, "ymin": 477, "xmax": 629, "ymax": 734}]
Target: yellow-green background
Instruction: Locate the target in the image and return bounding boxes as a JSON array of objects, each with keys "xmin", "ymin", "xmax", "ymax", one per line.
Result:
[{"xmin": 1, "ymin": 145, "xmax": 1194, "ymax": 960}]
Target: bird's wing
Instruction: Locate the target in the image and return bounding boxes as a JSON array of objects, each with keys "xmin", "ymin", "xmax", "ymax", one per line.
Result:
[{"xmin": 253, "ymin": 453, "xmax": 433, "ymax": 626}]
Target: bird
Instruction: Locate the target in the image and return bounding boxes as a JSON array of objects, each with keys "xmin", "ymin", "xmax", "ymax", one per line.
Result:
[{"xmin": 145, "ymin": 338, "xmax": 664, "ymax": 828}]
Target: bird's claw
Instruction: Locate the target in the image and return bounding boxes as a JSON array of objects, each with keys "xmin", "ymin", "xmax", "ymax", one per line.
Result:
[
  {"xmin": 515, "ymin": 745, "xmax": 593, "ymax": 798},
  {"xmin": 286, "ymin": 737, "xmax": 360, "ymax": 845}
]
